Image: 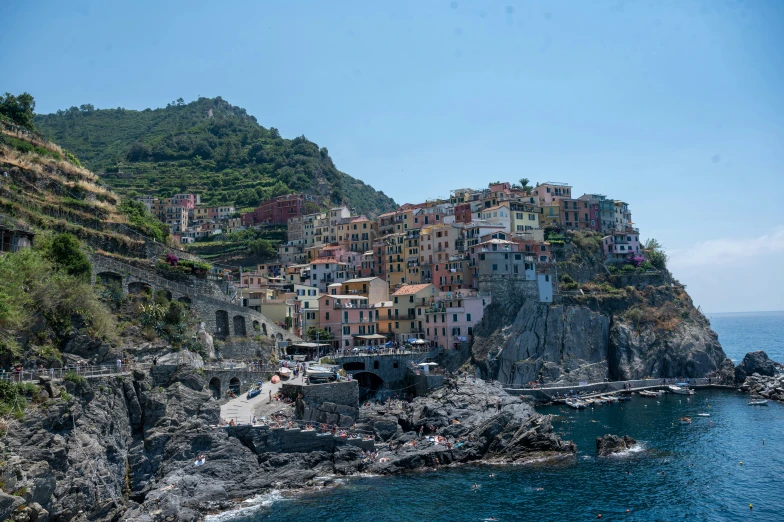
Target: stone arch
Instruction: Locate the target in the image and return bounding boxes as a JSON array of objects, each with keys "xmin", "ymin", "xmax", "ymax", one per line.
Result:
[
  {"xmin": 128, "ymin": 281, "xmax": 152, "ymax": 295},
  {"xmin": 343, "ymin": 361, "xmax": 365, "ymax": 372},
  {"xmin": 262, "ymin": 323, "xmax": 268, "ymax": 336},
  {"xmin": 208, "ymin": 377, "xmax": 221, "ymax": 399},
  {"xmin": 252, "ymin": 320, "xmax": 260, "ymax": 332},
  {"xmin": 229, "ymin": 376, "xmax": 241, "ymax": 395},
  {"xmin": 275, "ymin": 333, "xmax": 283, "ymax": 341},
  {"xmin": 353, "ymin": 371, "xmax": 384, "ymax": 401},
  {"xmin": 215, "ymin": 310, "xmax": 229, "ymax": 339},
  {"xmin": 233, "ymin": 315, "xmax": 247, "ymax": 337},
  {"xmin": 177, "ymin": 296, "xmax": 191, "ymax": 307},
  {"xmin": 96, "ymin": 271, "xmax": 122, "ymax": 287}
]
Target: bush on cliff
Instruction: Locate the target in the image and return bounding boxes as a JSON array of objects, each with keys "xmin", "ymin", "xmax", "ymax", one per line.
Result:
[{"xmin": 0, "ymin": 239, "xmax": 116, "ymax": 366}]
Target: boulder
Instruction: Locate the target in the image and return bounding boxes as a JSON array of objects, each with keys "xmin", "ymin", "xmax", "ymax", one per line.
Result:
[
  {"xmin": 596, "ymin": 434, "xmax": 637, "ymax": 456},
  {"xmin": 735, "ymin": 351, "xmax": 776, "ymax": 383}
]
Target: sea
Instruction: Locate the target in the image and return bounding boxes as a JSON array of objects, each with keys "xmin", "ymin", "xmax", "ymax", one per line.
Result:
[{"xmin": 210, "ymin": 312, "xmax": 784, "ymax": 522}]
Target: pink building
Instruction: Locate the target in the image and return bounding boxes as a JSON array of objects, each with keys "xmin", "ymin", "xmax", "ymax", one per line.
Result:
[
  {"xmin": 531, "ymin": 182, "xmax": 572, "ymax": 206},
  {"xmin": 317, "ymin": 295, "xmax": 377, "ymax": 349},
  {"xmin": 418, "ymin": 291, "xmax": 491, "ymax": 351}
]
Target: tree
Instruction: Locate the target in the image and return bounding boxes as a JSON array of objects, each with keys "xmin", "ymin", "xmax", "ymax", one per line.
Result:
[
  {"xmin": 519, "ymin": 178, "xmax": 533, "ymax": 192},
  {"xmin": 126, "ymin": 141, "xmax": 151, "ymax": 162},
  {"xmin": 47, "ymin": 233, "xmax": 91, "ymax": 280},
  {"xmin": 0, "ymin": 92, "xmax": 36, "ymax": 130},
  {"xmin": 306, "ymin": 327, "xmax": 332, "ymax": 341},
  {"xmin": 248, "ymin": 239, "xmax": 276, "ymax": 259},
  {"xmin": 643, "ymin": 238, "xmax": 667, "ymax": 270}
]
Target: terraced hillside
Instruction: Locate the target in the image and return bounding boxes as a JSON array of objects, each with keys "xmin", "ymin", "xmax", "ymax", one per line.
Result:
[
  {"xmin": 0, "ymin": 122, "xmax": 165, "ymax": 260},
  {"xmin": 35, "ymin": 97, "xmax": 397, "ymax": 217}
]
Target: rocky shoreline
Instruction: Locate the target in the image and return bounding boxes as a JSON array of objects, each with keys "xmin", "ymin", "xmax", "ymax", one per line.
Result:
[
  {"xmin": 735, "ymin": 351, "xmax": 784, "ymax": 402},
  {"xmin": 0, "ymin": 370, "xmax": 574, "ymax": 522}
]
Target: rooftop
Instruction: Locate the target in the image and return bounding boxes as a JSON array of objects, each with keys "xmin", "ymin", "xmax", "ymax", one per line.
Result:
[
  {"xmin": 321, "ymin": 295, "xmax": 368, "ymax": 300},
  {"xmin": 392, "ymin": 283, "xmax": 433, "ymax": 296},
  {"xmin": 343, "ymin": 277, "xmax": 381, "ymax": 283}
]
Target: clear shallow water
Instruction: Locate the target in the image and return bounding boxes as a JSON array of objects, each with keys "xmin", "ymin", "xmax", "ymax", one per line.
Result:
[
  {"xmin": 224, "ymin": 314, "xmax": 784, "ymax": 522},
  {"xmin": 707, "ymin": 311, "xmax": 784, "ymax": 363}
]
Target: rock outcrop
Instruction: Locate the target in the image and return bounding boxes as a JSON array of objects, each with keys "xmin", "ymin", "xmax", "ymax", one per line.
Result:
[
  {"xmin": 596, "ymin": 434, "xmax": 637, "ymax": 456},
  {"xmin": 1, "ymin": 369, "xmax": 572, "ymax": 521},
  {"xmin": 739, "ymin": 374, "xmax": 784, "ymax": 402},
  {"xmin": 734, "ymin": 351, "xmax": 776, "ymax": 383},
  {"xmin": 471, "ymin": 283, "xmax": 730, "ymax": 384}
]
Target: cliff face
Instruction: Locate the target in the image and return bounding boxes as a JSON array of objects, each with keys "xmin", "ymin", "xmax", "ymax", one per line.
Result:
[{"xmin": 472, "ymin": 261, "xmax": 729, "ymax": 384}]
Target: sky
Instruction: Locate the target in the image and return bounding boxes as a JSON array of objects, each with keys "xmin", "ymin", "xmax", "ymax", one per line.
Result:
[{"xmin": 1, "ymin": 0, "xmax": 783, "ymax": 313}]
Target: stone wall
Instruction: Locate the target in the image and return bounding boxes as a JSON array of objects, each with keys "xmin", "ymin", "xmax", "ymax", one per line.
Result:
[
  {"xmin": 476, "ymin": 275, "xmax": 539, "ymax": 306},
  {"xmin": 281, "ymin": 381, "xmax": 360, "ymax": 427},
  {"xmin": 609, "ymin": 271, "xmax": 668, "ymax": 290},
  {"xmin": 225, "ymin": 424, "xmax": 374, "ymax": 454},
  {"xmin": 412, "ymin": 373, "xmax": 445, "ymax": 396},
  {"xmin": 334, "ymin": 353, "xmax": 425, "ymax": 390}
]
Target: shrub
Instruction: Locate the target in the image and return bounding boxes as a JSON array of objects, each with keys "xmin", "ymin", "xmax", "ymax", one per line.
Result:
[
  {"xmin": 63, "ymin": 371, "xmax": 86, "ymax": 385},
  {"xmin": 47, "ymin": 233, "xmax": 92, "ymax": 281}
]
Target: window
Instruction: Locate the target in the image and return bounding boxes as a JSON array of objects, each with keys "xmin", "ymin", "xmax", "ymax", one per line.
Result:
[
  {"xmin": 395, "ymin": 321, "xmax": 399, "ymax": 328},
  {"xmin": 325, "ymin": 299, "xmax": 329, "ymax": 306},
  {"xmin": 374, "ymin": 360, "xmax": 379, "ymax": 369},
  {"xmin": 325, "ymin": 312, "xmax": 330, "ymax": 320},
  {"xmin": 452, "ymin": 313, "xmax": 458, "ymax": 322},
  {"xmin": 468, "ymin": 326, "xmax": 473, "ymax": 336},
  {"xmin": 466, "ymin": 313, "xmax": 472, "ymax": 322},
  {"xmin": 393, "ymin": 360, "xmax": 399, "ymax": 369},
  {"xmin": 343, "ymin": 326, "xmax": 350, "ymax": 335},
  {"xmin": 394, "ymin": 297, "xmax": 398, "ymax": 303},
  {"xmin": 492, "ymin": 264, "xmax": 498, "ymax": 271},
  {"xmin": 442, "ymin": 328, "xmax": 446, "ymax": 336}
]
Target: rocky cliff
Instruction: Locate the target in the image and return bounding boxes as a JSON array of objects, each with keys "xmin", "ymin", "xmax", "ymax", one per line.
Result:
[
  {"xmin": 1, "ymin": 370, "xmax": 571, "ymax": 521},
  {"xmin": 471, "ymin": 232, "xmax": 730, "ymax": 385}
]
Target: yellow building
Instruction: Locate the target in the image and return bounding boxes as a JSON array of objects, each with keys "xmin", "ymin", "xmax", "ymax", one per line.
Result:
[
  {"xmin": 375, "ymin": 301, "xmax": 394, "ymax": 336},
  {"xmin": 340, "ymin": 277, "xmax": 389, "ymax": 304},
  {"xmin": 540, "ymin": 203, "xmax": 560, "ymax": 228},
  {"xmin": 384, "ymin": 233, "xmax": 406, "ymax": 289},
  {"xmin": 391, "ymin": 283, "xmax": 437, "ymax": 337},
  {"xmin": 510, "ymin": 203, "xmax": 540, "ymax": 233}
]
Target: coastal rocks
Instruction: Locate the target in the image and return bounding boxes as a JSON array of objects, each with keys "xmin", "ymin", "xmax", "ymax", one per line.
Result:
[
  {"xmin": 735, "ymin": 351, "xmax": 776, "ymax": 383},
  {"xmin": 198, "ymin": 322, "xmax": 216, "ymax": 360},
  {"xmin": 740, "ymin": 373, "xmax": 784, "ymax": 402},
  {"xmin": 609, "ymin": 316, "xmax": 728, "ymax": 380},
  {"xmin": 596, "ymin": 434, "xmax": 637, "ymax": 456}
]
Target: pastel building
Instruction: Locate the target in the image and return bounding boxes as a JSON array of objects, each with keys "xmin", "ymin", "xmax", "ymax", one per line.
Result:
[
  {"xmin": 318, "ymin": 295, "xmax": 377, "ymax": 348},
  {"xmin": 419, "ymin": 291, "xmax": 491, "ymax": 350},
  {"xmin": 602, "ymin": 230, "xmax": 641, "ymax": 261}
]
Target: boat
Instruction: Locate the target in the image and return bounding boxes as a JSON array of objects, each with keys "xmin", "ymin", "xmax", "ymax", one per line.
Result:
[
  {"xmin": 697, "ymin": 413, "xmax": 711, "ymax": 417},
  {"xmin": 616, "ymin": 396, "xmax": 632, "ymax": 402},
  {"xmin": 278, "ymin": 367, "xmax": 292, "ymax": 380},
  {"xmin": 748, "ymin": 399, "xmax": 769, "ymax": 406},
  {"xmin": 679, "ymin": 417, "xmax": 692, "ymax": 424},
  {"xmin": 639, "ymin": 390, "xmax": 659, "ymax": 398},
  {"xmin": 246, "ymin": 385, "xmax": 261, "ymax": 399},
  {"xmin": 668, "ymin": 385, "xmax": 695, "ymax": 395},
  {"xmin": 305, "ymin": 365, "xmax": 337, "ymax": 381},
  {"xmin": 565, "ymin": 398, "xmax": 586, "ymax": 409}
]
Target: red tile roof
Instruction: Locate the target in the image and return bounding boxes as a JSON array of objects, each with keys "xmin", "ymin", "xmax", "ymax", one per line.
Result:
[{"xmin": 392, "ymin": 283, "xmax": 433, "ymax": 295}]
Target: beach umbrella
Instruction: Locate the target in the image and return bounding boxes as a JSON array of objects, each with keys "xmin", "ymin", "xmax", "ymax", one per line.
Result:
[{"xmin": 271, "ymin": 375, "xmax": 280, "ymax": 384}]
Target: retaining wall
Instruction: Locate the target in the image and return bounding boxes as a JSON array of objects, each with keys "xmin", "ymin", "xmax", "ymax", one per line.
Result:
[{"xmin": 225, "ymin": 424, "xmax": 374, "ymax": 454}]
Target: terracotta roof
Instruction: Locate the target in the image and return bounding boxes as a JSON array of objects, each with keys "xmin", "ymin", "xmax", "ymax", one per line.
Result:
[
  {"xmin": 392, "ymin": 283, "xmax": 433, "ymax": 296},
  {"xmin": 350, "ymin": 215, "xmax": 370, "ymax": 222},
  {"xmin": 343, "ymin": 277, "xmax": 381, "ymax": 283},
  {"xmin": 310, "ymin": 258, "xmax": 338, "ymax": 265}
]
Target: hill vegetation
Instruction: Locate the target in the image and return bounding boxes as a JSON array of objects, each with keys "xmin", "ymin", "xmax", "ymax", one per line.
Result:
[{"xmin": 34, "ymin": 97, "xmax": 397, "ymax": 217}]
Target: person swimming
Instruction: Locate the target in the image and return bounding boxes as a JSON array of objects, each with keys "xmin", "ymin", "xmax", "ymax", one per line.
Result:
[
  {"xmin": 489, "ymin": 473, "xmax": 495, "ymax": 478},
  {"xmin": 472, "ymin": 483, "xmax": 479, "ymax": 490}
]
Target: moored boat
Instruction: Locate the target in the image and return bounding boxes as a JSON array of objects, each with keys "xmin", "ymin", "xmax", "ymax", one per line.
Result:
[
  {"xmin": 748, "ymin": 399, "xmax": 768, "ymax": 406},
  {"xmin": 639, "ymin": 390, "xmax": 659, "ymax": 398},
  {"xmin": 669, "ymin": 385, "xmax": 695, "ymax": 395},
  {"xmin": 679, "ymin": 416, "xmax": 692, "ymax": 424},
  {"xmin": 565, "ymin": 398, "xmax": 587, "ymax": 409},
  {"xmin": 278, "ymin": 367, "xmax": 292, "ymax": 380}
]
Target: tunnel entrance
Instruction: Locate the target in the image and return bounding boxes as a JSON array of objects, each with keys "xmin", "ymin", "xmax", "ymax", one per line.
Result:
[
  {"xmin": 353, "ymin": 372, "xmax": 384, "ymax": 401},
  {"xmin": 343, "ymin": 361, "xmax": 365, "ymax": 372},
  {"xmin": 229, "ymin": 377, "xmax": 241, "ymax": 396},
  {"xmin": 208, "ymin": 377, "xmax": 221, "ymax": 399}
]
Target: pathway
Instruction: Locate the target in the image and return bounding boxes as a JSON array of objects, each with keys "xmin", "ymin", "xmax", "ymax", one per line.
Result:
[{"xmin": 220, "ymin": 371, "xmax": 307, "ymax": 423}]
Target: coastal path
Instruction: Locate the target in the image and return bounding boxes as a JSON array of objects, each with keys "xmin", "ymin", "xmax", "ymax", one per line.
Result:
[
  {"xmin": 220, "ymin": 371, "xmax": 307, "ymax": 423},
  {"xmin": 1, "ymin": 363, "xmax": 149, "ymax": 384},
  {"xmin": 503, "ymin": 376, "xmax": 736, "ymax": 401}
]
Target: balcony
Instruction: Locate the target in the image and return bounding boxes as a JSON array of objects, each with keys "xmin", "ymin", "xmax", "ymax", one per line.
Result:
[
  {"xmin": 343, "ymin": 317, "xmax": 377, "ymax": 324},
  {"xmin": 333, "ymin": 302, "xmax": 374, "ymax": 309}
]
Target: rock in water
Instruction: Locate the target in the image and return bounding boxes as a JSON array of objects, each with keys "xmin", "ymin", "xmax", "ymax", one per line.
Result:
[
  {"xmin": 735, "ymin": 351, "xmax": 776, "ymax": 383},
  {"xmin": 596, "ymin": 434, "xmax": 637, "ymax": 456}
]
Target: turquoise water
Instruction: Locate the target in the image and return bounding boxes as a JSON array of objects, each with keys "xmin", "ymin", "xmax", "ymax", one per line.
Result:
[
  {"xmin": 708, "ymin": 311, "xmax": 784, "ymax": 363},
  {"xmin": 224, "ymin": 313, "xmax": 784, "ymax": 522}
]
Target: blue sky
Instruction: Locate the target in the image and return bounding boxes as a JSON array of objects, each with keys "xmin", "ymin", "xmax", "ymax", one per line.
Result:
[{"xmin": 1, "ymin": 0, "xmax": 783, "ymax": 312}]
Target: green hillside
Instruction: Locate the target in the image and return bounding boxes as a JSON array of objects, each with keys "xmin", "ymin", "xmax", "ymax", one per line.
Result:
[{"xmin": 34, "ymin": 97, "xmax": 396, "ymax": 217}]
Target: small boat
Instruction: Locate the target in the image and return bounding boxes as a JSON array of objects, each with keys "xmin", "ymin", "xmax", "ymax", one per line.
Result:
[
  {"xmin": 697, "ymin": 413, "xmax": 711, "ymax": 417},
  {"xmin": 669, "ymin": 385, "xmax": 695, "ymax": 395},
  {"xmin": 565, "ymin": 398, "xmax": 586, "ymax": 409},
  {"xmin": 679, "ymin": 417, "xmax": 692, "ymax": 424},
  {"xmin": 305, "ymin": 365, "xmax": 337, "ymax": 381},
  {"xmin": 639, "ymin": 390, "xmax": 659, "ymax": 398},
  {"xmin": 748, "ymin": 399, "xmax": 768, "ymax": 406},
  {"xmin": 246, "ymin": 385, "xmax": 261, "ymax": 399},
  {"xmin": 616, "ymin": 396, "xmax": 632, "ymax": 402},
  {"xmin": 278, "ymin": 367, "xmax": 292, "ymax": 380}
]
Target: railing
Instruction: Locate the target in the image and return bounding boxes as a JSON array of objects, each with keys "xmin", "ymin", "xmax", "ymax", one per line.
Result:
[{"xmin": 1, "ymin": 363, "xmax": 151, "ymax": 383}]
